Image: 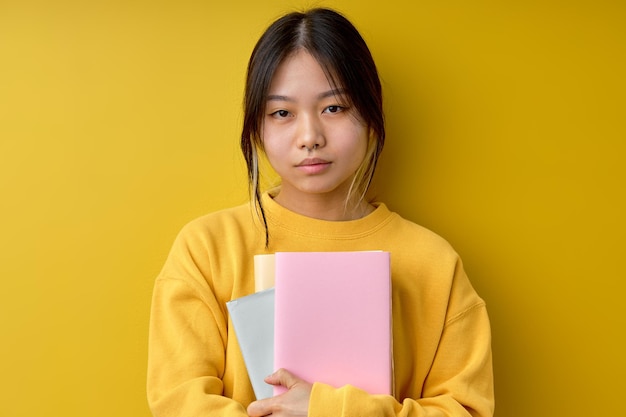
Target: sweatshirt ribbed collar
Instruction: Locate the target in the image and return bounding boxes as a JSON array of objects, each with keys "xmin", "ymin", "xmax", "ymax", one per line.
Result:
[{"xmin": 261, "ymin": 192, "xmax": 395, "ymax": 240}]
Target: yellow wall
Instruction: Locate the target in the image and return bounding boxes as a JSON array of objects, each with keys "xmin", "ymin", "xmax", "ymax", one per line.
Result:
[{"xmin": 1, "ymin": 1, "xmax": 624, "ymax": 416}]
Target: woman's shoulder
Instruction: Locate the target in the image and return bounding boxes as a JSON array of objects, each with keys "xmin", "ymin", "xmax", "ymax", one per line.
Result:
[
  {"xmin": 182, "ymin": 201, "xmax": 252, "ymax": 229},
  {"xmin": 159, "ymin": 201, "xmax": 259, "ymax": 276},
  {"xmin": 383, "ymin": 207, "xmax": 455, "ymax": 250},
  {"xmin": 171, "ymin": 201, "xmax": 259, "ymax": 245}
]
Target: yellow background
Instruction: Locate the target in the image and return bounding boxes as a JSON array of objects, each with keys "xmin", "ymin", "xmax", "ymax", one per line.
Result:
[{"xmin": 1, "ymin": 0, "xmax": 624, "ymax": 416}]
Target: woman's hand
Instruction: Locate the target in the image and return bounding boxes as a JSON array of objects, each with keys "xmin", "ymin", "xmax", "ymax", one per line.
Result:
[{"xmin": 247, "ymin": 368, "xmax": 312, "ymax": 417}]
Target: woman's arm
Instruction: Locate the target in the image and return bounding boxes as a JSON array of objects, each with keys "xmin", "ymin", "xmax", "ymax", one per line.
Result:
[{"xmin": 147, "ymin": 276, "xmax": 250, "ymax": 417}]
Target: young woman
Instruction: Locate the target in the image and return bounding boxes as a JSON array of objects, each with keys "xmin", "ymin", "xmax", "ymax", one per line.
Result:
[{"xmin": 147, "ymin": 8, "xmax": 494, "ymax": 417}]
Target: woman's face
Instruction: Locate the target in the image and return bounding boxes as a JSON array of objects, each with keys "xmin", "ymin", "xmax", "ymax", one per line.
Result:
[{"xmin": 262, "ymin": 50, "xmax": 369, "ymax": 206}]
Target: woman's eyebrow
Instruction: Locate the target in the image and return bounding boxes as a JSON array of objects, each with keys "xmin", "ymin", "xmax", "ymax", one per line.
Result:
[
  {"xmin": 266, "ymin": 88, "xmax": 346, "ymax": 102},
  {"xmin": 266, "ymin": 94, "xmax": 293, "ymax": 102},
  {"xmin": 318, "ymin": 88, "xmax": 346, "ymax": 99}
]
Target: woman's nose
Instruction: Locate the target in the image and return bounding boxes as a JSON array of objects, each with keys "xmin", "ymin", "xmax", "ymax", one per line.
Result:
[{"xmin": 296, "ymin": 114, "xmax": 325, "ymax": 150}]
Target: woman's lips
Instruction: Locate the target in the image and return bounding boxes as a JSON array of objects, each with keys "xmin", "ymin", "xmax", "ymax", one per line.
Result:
[{"xmin": 296, "ymin": 158, "xmax": 332, "ymax": 174}]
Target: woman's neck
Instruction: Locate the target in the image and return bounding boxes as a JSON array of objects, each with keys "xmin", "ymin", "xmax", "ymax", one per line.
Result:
[{"xmin": 272, "ymin": 190, "xmax": 374, "ymax": 221}]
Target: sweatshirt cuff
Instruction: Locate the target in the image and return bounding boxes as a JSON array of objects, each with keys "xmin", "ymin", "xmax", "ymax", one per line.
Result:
[
  {"xmin": 310, "ymin": 382, "xmax": 390, "ymax": 417},
  {"xmin": 308, "ymin": 383, "xmax": 346, "ymax": 416}
]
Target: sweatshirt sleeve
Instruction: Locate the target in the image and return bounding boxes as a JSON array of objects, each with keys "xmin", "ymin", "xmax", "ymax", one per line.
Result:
[{"xmin": 146, "ymin": 275, "xmax": 248, "ymax": 417}]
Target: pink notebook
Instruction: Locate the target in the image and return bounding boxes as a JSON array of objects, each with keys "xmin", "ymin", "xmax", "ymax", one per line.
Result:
[{"xmin": 273, "ymin": 251, "xmax": 392, "ymax": 396}]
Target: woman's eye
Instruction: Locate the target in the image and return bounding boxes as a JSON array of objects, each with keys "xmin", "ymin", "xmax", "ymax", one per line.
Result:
[
  {"xmin": 271, "ymin": 110, "xmax": 290, "ymax": 118},
  {"xmin": 324, "ymin": 105, "xmax": 344, "ymax": 114}
]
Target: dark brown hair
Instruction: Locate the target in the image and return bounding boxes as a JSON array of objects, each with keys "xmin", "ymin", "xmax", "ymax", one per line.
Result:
[{"xmin": 240, "ymin": 8, "xmax": 385, "ymax": 245}]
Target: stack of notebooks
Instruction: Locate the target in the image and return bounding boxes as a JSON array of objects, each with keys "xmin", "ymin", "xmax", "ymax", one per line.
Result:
[{"xmin": 226, "ymin": 251, "xmax": 392, "ymax": 400}]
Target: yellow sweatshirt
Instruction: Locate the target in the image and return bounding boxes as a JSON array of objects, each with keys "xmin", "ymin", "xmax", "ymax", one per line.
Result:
[{"xmin": 147, "ymin": 193, "xmax": 494, "ymax": 416}]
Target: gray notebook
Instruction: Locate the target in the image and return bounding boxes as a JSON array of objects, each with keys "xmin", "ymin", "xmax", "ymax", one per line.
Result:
[{"xmin": 226, "ymin": 288, "xmax": 275, "ymax": 400}]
